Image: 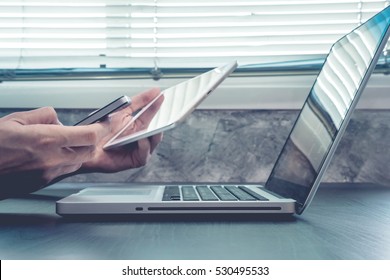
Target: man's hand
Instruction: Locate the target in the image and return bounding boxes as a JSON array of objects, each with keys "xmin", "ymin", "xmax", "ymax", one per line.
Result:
[
  {"xmin": 0, "ymin": 88, "xmax": 164, "ymax": 198},
  {"xmin": 0, "ymin": 107, "xmax": 108, "ymax": 197},
  {"xmin": 79, "ymin": 88, "xmax": 164, "ymax": 173}
]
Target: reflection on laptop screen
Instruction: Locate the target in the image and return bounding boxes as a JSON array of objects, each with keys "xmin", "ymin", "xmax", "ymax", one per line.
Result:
[{"xmin": 265, "ymin": 7, "xmax": 390, "ymax": 209}]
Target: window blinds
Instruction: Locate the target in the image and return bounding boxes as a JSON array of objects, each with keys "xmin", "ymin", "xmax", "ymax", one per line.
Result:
[{"xmin": 0, "ymin": 0, "xmax": 389, "ymax": 70}]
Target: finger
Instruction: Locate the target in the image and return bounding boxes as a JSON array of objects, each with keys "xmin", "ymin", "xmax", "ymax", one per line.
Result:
[
  {"xmin": 104, "ymin": 88, "xmax": 163, "ymax": 137},
  {"xmin": 36, "ymin": 146, "xmax": 93, "ymax": 182},
  {"xmin": 149, "ymin": 132, "xmax": 163, "ymax": 154},
  {"xmin": 38, "ymin": 122, "xmax": 110, "ymax": 147},
  {"xmin": 136, "ymin": 93, "xmax": 164, "ymax": 129},
  {"xmin": 135, "ymin": 138, "xmax": 152, "ymax": 166},
  {"xmin": 127, "ymin": 88, "xmax": 161, "ymax": 114},
  {"xmin": 61, "ymin": 146, "xmax": 96, "ymax": 164},
  {"xmin": 3, "ymin": 107, "xmax": 61, "ymax": 125},
  {"xmin": 104, "ymin": 107, "xmax": 133, "ymax": 135}
]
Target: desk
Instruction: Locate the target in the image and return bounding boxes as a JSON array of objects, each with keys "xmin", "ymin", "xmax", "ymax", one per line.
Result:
[{"xmin": 0, "ymin": 183, "xmax": 389, "ymax": 260}]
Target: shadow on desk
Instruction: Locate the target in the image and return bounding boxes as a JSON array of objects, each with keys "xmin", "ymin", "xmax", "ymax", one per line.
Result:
[
  {"xmin": 59, "ymin": 213, "xmax": 297, "ymax": 223},
  {"xmin": 0, "ymin": 213, "xmax": 58, "ymax": 226},
  {"xmin": 0, "ymin": 212, "xmax": 296, "ymax": 225}
]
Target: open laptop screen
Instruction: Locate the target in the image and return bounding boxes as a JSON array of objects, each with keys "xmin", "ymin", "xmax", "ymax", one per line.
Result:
[{"xmin": 265, "ymin": 7, "xmax": 390, "ymax": 212}]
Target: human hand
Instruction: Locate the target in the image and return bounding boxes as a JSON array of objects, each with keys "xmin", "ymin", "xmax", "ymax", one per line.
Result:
[
  {"xmin": 78, "ymin": 88, "xmax": 164, "ymax": 173},
  {"xmin": 0, "ymin": 107, "xmax": 108, "ymax": 197}
]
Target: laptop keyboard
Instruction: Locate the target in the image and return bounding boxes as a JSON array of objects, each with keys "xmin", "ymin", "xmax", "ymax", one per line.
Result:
[{"xmin": 162, "ymin": 185, "xmax": 269, "ymax": 201}]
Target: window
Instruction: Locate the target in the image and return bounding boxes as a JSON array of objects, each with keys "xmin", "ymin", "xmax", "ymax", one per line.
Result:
[{"xmin": 0, "ymin": 0, "xmax": 389, "ymax": 81}]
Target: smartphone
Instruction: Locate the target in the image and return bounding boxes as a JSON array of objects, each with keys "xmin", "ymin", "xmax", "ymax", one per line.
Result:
[{"xmin": 74, "ymin": 95, "xmax": 131, "ymax": 126}]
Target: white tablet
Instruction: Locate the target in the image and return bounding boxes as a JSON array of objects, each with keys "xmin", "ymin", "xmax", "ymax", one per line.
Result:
[{"xmin": 103, "ymin": 61, "xmax": 237, "ymax": 150}]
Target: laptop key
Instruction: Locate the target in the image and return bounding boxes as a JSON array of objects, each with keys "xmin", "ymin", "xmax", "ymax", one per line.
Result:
[
  {"xmin": 224, "ymin": 186, "xmax": 257, "ymax": 201},
  {"xmin": 210, "ymin": 186, "xmax": 237, "ymax": 201},
  {"xmin": 195, "ymin": 186, "xmax": 219, "ymax": 201},
  {"xmin": 181, "ymin": 186, "xmax": 200, "ymax": 201},
  {"xmin": 238, "ymin": 186, "xmax": 269, "ymax": 201},
  {"xmin": 162, "ymin": 186, "xmax": 181, "ymax": 201}
]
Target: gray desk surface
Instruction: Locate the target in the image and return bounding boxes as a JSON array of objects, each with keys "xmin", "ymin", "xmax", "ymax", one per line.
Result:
[{"xmin": 0, "ymin": 182, "xmax": 389, "ymax": 260}]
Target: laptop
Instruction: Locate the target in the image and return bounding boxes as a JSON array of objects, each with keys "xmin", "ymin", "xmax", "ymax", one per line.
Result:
[{"xmin": 56, "ymin": 6, "xmax": 390, "ymax": 216}]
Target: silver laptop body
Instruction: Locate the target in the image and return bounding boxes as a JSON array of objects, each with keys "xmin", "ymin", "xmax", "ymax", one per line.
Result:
[{"xmin": 57, "ymin": 6, "xmax": 390, "ymax": 216}]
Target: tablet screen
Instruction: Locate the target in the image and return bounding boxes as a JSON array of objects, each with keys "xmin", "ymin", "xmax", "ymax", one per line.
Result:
[{"xmin": 104, "ymin": 62, "xmax": 237, "ymax": 149}]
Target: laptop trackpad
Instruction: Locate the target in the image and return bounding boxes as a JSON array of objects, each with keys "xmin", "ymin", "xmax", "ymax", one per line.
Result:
[{"xmin": 72, "ymin": 186, "xmax": 162, "ymax": 202}]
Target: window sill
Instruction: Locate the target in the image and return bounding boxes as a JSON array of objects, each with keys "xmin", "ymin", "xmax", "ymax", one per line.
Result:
[{"xmin": 0, "ymin": 74, "xmax": 389, "ymax": 110}]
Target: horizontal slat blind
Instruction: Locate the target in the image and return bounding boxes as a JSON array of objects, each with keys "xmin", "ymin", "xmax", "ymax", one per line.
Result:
[{"xmin": 0, "ymin": 0, "xmax": 389, "ymax": 69}]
